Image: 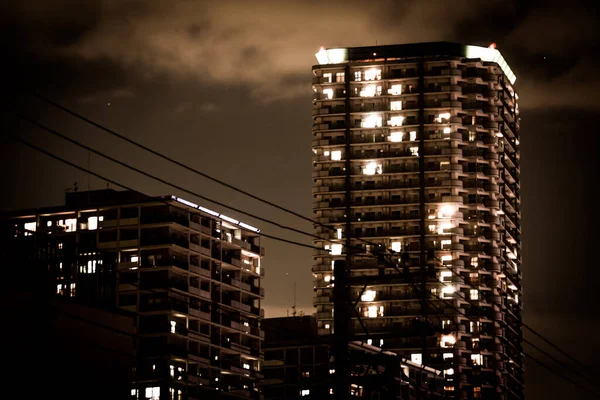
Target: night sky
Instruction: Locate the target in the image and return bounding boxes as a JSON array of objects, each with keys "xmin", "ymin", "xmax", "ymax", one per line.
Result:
[{"xmin": 2, "ymin": 1, "xmax": 599, "ymax": 398}]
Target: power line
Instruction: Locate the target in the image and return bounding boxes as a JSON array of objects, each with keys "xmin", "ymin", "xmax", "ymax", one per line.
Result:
[
  {"xmin": 10, "ymin": 104, "xmax": 594, "ymax": 395},
  {"xmin": 28, "ymin": 92, "xmax": 366, "ymax": 241},
  {"xmin": 4, "ymin": 131, "xmax": 322, "ymax": 252}
]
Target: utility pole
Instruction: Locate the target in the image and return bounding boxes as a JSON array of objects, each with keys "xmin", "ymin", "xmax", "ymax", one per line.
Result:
[{"xmin": 333, "ymin": 259, "xmax": 350, "ymax": 400}]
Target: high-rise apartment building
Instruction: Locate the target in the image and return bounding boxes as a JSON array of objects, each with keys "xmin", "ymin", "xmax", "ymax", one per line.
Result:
[
  {"xmin": 1, "ymin": 189, "xmax": 265, "ymax": 400},
  {"xmin": 311, "ymin": 42, "xmax": 522, "ymax": 399}
]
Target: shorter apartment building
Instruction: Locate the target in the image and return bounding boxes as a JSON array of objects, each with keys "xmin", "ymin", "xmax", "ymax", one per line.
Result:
[
  {"xmin": 262, "ymin": 316, "xmax": 445, "ymax": 399},
  {"xmin": 1, "ymin": 189, "xmax": 265, "ymax": 400}
]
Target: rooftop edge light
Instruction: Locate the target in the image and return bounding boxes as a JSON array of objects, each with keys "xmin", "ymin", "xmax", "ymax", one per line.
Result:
[
  {"xmin": 172, "ymin": 196, "xmax": 260, "ymax": 233},
  {"xmin": 314, "ymin": 43, "xmax": 516, "ymax": 85}
]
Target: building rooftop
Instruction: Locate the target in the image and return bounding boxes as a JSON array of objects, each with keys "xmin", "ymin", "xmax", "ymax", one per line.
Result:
[
  {"xmin": 314, "ymin": 41, "xmax": 516, "ymax": 84},
  {"xmin": 1, "ymin": 189, "xmax": 260, "ymax": 233}
]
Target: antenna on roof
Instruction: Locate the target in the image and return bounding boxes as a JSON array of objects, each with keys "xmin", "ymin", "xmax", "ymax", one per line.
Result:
[{"xmin": 292, "ymin": 280, "xmax": 297, "ymax": 317}]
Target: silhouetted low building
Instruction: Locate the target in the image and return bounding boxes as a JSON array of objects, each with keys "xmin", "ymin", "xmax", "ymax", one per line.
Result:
[{"xmin": 262, "ymin": 316, "xmax": 445, "ymax": 399}]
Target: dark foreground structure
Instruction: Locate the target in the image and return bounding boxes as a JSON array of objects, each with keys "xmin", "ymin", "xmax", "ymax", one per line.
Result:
[
  {"xmin": 1, "ymin": 189, "xmax": 265, "ymax": 399},
  {"xmin": 262, "ymin": 316, "xmax": 445, "ymax": 399}
]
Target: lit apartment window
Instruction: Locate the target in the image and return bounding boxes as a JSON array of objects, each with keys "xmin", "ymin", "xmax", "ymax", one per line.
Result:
[
  {"xmin": 441, "ymin": 286, "xmax": 454, "ymax": 298},
  {"xmin": 445, "ymin": 368, "xmax": 454, "ymax": 376},
  {"xmin": 440, "ymin": 161, "xmax": 450, "ymax": 170},
  {"xmin": 360, "ymin": 85, "xmax": 379, "ymax": 97},
  {"xmin": 474, "ymin": 387, "xmax": 482, "ymax": 399},
  {"xmin": 436, "ymin": 112, "xmax": 451, "ymax": 123},
  {"xmin": 440, "ymin": 334, "xmax": 456, "ymax": 348},
  {"xmin": 388, "ymin": 84, "xmax": 402, "ymax": 95},
  {"xmin": 443, "ymin": 127, "xmax": 451, "ymax": 135},
  {"xmin": 325, "ymin": 323, "xmax": 330, "ymax": 329},
  {"xmin": 471, "ymin": 257, "xmax": 479, "ymax": 267},
  {"xmin": 301, "ymin": 371, "xmax": 310, "ymax": 377},
  {"xmin": 362, "ymin": 162, "xmax": 382, "ymax": 175},
  {"xmin": 410, "ymin": 147, "xmax": 419, "ymax": 156},
  {"xmin": 335, "ymin": 72, "xmax": 345, "ymax": 82},
  {"xmin": 390, "ymin": 101, "xmax": 402, "ymax": 111},
  {"xmin": 443, "ymin": 353, "xmax": 453, "ymax": 360},
  {"xmin": 441, "ymin": 239, "xmax": 451, "ymax": 249},
  {"xmin": 442, "ymin": 319, "xmax": 451, "ymax": 328},
  {"xmin": 354, "ymin": 71, "xmax": 362, "ymax": 81},
  {"xmin": 331, "ymin": 150, "xmax": 342, "ymax": 161},
  {"xmin": 323, "ymin": 88, "xmax": 334, "ymax": 99},
  {"xmin": 470, "ymin": 289, "xmax": 479, "ymax": 300},
  {"xmin": 469, "ymin": 131, "xmax": 476, "ymax": 142},
  {"xmin": 411, "ymin": 353, "xmax": 422, "ymax": 364},
  {"xmin": 331, "ymin": 243, "xmax": 342, "ymax": 255},
  {"xmin": 336, "ymin": 228, "xmax": 342, "ymax": 239},
  {"xmin": 367, "ymin": 305, "xmax": 378, "ymax": 318},
  {"xmin": 323, "ymin": 73, "xmax": 332, "ymax": 83},
  {"xmin": 440, "ymin": 271, "xmax": 452, "ymax": 282},
  {"xmin": 70, "ymin": 283, "xmax": 76, "ymax": 297},
  {"xmin": 361, "ymin": 289, "xmax": 376, "ymax": 302},
  {"xmin": 364, "ymin": 69, "xmax": 381, "ymax": 81},
  {"xmin": 24, "ymin": 222, "xmax": 36, "ymax": 236},
  {"xmin": 391, "ymin": 241, "xmax": 402, "ymax": 252},
  {"xmin": 388, "ymin": 116, "xmax": 404, "ymax": 127},
  {"xmin": 471, "ymin": 354, "xmax": 483, "ymax": 366},
  {"xmin": 389, "ymin": 131, "xmax": 403, "ymax": 142},
  {"xmin": 145, "ymin": 387, "xmax": 160, "ymax": 400},
  {"xmin": 362, "ymin": 114, "xmax": 383, "ymax": 128}
]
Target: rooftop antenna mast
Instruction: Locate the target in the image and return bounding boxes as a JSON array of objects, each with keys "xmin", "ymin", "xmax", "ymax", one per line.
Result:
[{"xmin": 292, "ymin": 281, "xmax": 297, "ymax": 317}]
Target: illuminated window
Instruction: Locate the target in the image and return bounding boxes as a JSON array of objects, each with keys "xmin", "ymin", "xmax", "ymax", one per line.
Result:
[
  {"xmin": 331, "ymin": 150, "xmax": 342, "ymax": 161},
  {"xmin": 441, "ymin": 286, "xmax": 454, "ymax": 298},
  {"xmin": 411, "ymin": 353, "xmax": 422, "ymax": 364},
  {"xmin": 391, "ymin": 241, "xmax": 401, "ymax": 252},
  {"xmin": 362, "ymin": 114, "xmax": 383, "ymax": 128},
  {"xmin": 323, "ymin": 88, "xmax": 334, "ymax": 99},
  {"xmin": 442, "ymin": 319, "xmax": 451, "ymax": 328},
  {"xmin": 409, "ymin": 131, "xmax": 417, "ymax": 141},
  {"xmin": 389, "ymin": 131, "xmax": 403, "ymax": 142},
  {"xmin": 323, "ymin": 150, "xmax": 330, "ymax": 156},
  {"xmin": 440, "ymin": 161, "xmax": 450, "ymax": 171},
  {"xmin": 429, "ymin": 224, "xmax": 436, "ymax": 233},
  {"xmin": 441, "ymin": 239, "xmax": 451, "ymax": 249},
  {"xmin": 440, "ymin": 271, "xmax": 452, "ymax": 282},
  {"xmin": 362, "ymin": 162, "xmax": 382, "ymax": 175},
  {"xmin": 440, "ymin": 334, "xmax": 456, "ymax": 348},
  {"xmin": 336, "ymin": 228, "xmax": 342, "ymax": 239},
  {"xmin": 56, "ymin": 284, "xmax": 62, "ymax": 295},
  {"xmin": 170, "ymin": 320, "xmax": 176, "ymax": 333},
  {"xmin": 243, "ymin": 363, "xmax": 250, "ymax": 370},
  {"xmin": 88, "ymin": 216, "xmax": 98, "ymax": 230},
  {"xmin": 388, "ymin": 84, "xmax": 402, "ymax": 95},
  {"xmin": 367, "ymin": 305, "xmax": 378, "ymax": 318},
  {"xmin": 471, "ymin": 257, "xmax": 479, "ymax": 268},
  {"xmin": 354, "ymin": 71, "xmax": 362, "ymax": 81},
  {"xmin": 331, "ymin": 244, "xmax": 343, "ymax": 255},
  {"xmin": 364, "ymin": 69, "xmax": 381, "ymax": 81},
  {"xmin": 437, "ymin": 222, "xmax": 454, "ymax": 235},
  {"xmin": 145, "ymin": 387, "xmax": 160, "ymax": 400},
  {"xmin": 443, "ymin": 127, "xmax": 451, "ymax": 135},
  {"xmin": 469, "ymin": 131, "xmax": 476, "ymax": 142},
  {"xmin": 131, "ymin": 255, "xmax": 139, "ymax": 263},
  {"xmin": 367, "ymin": 339, "xmax": 372, "ymax": 345},
  {"xmin": 470, "ymin": 321, "xmax": 481, "ymax": 333},
  {"xmin": 388, "ymin": 116, "xmax": 404, "ymax": 127},
  {"xmin": 24, "ymin": 222, "xmax": 36, "ymax": 236},
  {"xmin": 70, "ymin": 283, "xmax": 76, "ymax": 297},
  {"xmin": 443, "ymin": 353, "xmax": 454, "ymax": 360},
  {"xmin": 390, "ymin": 101, "xmax": 402, "ymax": 111},
  {"xmin": 360, "ymin": 85, "xmax": 378, "ymax": 97},
  {"xmin": 335, "ymin": 72, "xmax": 345, "ymax": 82},
  {"xmin": 302, "ymin": 371, "xmax": 310, "ymax": 377},
  {"xmin": 380, "ymin": 339, "xmax": 384, "ymax": 346},
  {"xmin": 325, "ymin": 323, "xmax": 330, "ymax": 329},
  {"xmin": 436, "ymin": 112, "xmax": 451, "ymax": 123},
  {"xmin": 324, "ymin": 275, "xmax": 331, "ymax": 282},
  {"xmin": 474, "ymin": 387, "xmax": 481, "ymax": 399},
  {"xmin": 329, "ymin": 369, "xmax": 335, "ymax": 375},
  {"xmin": 323, "ymin": 73, "xmax": 332, "ymax": 83},
  {"xmin": 361, "ymin": 289, "xmax": 376, "ymax": 302},
  {"xmin": 445, "ymin": 368, "xmax": 455, "ymax": 376},
  {"xmin": 470, "ymin": 289, "xmax": 479, "ymax": 300},
  {"xmin": 471, "ymin": 354, "xmax": 483, "ymax": 366},
  {"xmin": 301, "ymin": 389, "xmax": 310, "ymax": 396}
]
